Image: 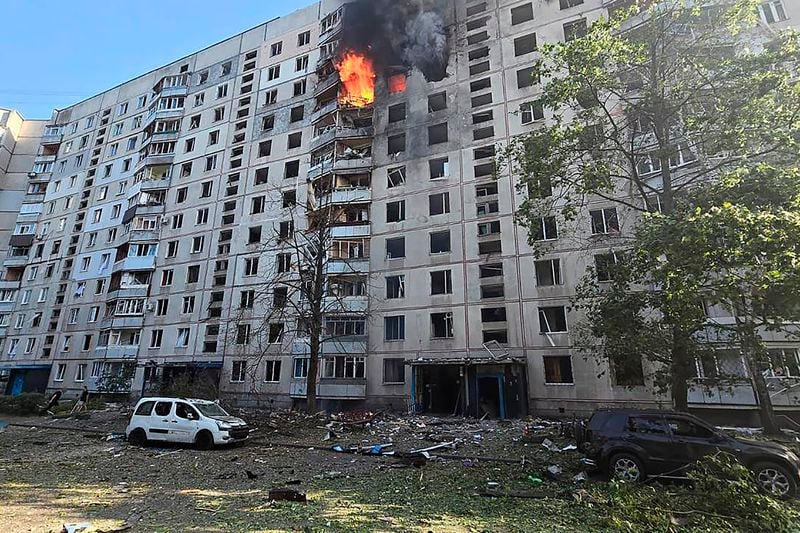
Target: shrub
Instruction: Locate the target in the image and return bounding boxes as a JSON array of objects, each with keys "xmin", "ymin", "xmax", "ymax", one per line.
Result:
[{"xmin": 0, "ymin": 393, "xmax": 46, "ymax": 415}]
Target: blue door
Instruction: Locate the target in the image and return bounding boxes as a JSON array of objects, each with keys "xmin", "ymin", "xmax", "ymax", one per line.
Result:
[{"xmin": 10, "ymin": 374, "xmax": 25, "ymax": 396}]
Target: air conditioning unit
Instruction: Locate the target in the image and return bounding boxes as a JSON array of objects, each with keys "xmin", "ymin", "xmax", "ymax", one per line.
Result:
[
  {"xmin": 145, "ymin": 302, "xmax": 155, "ymax": 312},
  {"xmin": 27, "ymin": 172, "xmax": 37, "ymax": 178},
  {"xmin": 160, "ymin": 216, "xmax": 170, "ymax": 225}
]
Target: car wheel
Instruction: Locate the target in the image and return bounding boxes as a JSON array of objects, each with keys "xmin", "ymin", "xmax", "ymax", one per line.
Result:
[
  {"xmin": 609, "ymin": 453, "xmax": 645, "ymax": 482},
  {"xmin": 753, "ymin": 462, "xmax": 797, "ymax": 499},
  {"xmin": 195, "ymin": 430, "xmax": 214, "ymax": 450},
  {"xmin": 128, "ymin": 428, "xmax": 148, "ymax": 447}
]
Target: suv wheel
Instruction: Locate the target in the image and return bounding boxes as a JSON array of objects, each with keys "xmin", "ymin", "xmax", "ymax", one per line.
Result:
[
  {"xmin": 195, "ymin": 430, "xmax": 214, "ymax": 450},
  {"xmin": 753, "ymin": 462, "xmax": 797, "ymax": 499},
  {"xmin": 609, "ymin": 453, "xmax": 645, "ymax": 482},
  {"xmin": 128, "ymin": 428, "xmax": 148, "ymax": 447}
]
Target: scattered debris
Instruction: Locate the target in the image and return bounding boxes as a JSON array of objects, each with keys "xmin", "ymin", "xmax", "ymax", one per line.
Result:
[
  {"xmin": 527, "ymin": 475, "xmax": 543, "ymax": 487},
  {"xmin": 545, "ymin": 465, "xmax": 563, "ymax": 481},
  {"xmin": 409, "ymin": 441, "xmax": 456, "ymax": 456},
  {"xmin": 61, "ymin": 524, "xmax": 92, "ymax": 533},
  {"xmin": 541, "ymin": 439, "xmax": 560, "ymax": 452},
  {"xmin": 268, "ymin": 488, "xmax": 307, "ymax": 503},
  {"xmin": 245, "ymin": 470, "xmax": 258, "ymax": 480},
  {"xmin": 573, "ymin": 472, "xmax": 587, "ymax": 483}
]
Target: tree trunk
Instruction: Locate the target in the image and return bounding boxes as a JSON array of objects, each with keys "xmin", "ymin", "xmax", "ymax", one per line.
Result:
[
  {"xmin": 670, "ymin": 329, "xmax": 690, "ymax": 411},
  {"xmin": 306, "ymin": 333, "xmax": 320, "ymax": 413},
  {"xmin": 737, "ymin": 321, "xmax": 780, "ymax": 434}
]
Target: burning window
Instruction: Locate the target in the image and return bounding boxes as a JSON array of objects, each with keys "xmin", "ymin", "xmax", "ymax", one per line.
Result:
[
  {"xmin": 337, "ymin": 51, "xmax": 376, "ymax": 107},
  {"xmin": 388, "ymin": 74, "xmax": 407, "ymax": 94}
]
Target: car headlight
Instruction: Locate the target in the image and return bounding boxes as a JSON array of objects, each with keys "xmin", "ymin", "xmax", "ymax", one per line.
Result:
[{"xmin": 216, "ymin": 421, "xmax": 232, "ymax": 430}]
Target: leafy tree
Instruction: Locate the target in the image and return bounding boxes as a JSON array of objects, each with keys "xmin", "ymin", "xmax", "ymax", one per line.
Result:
[{"xmin": 506, "ymin": 0, "xmax": 800, "ymax": 412}]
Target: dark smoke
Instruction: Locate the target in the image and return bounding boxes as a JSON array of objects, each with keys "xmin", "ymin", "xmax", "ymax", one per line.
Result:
[{"xmin": 339, "ymin": 0, "xmax": 451, "ymax": 82}]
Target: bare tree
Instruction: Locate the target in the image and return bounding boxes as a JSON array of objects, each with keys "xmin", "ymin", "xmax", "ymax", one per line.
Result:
[{"xmin": 226, "ymin": 178, "xmax": 374, "ymax": 412}]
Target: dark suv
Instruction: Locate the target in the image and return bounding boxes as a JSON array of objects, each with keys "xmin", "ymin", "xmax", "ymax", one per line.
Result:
[{"xmin": 576, "ymin": 409, "xmax": 800, "ymax": 498}]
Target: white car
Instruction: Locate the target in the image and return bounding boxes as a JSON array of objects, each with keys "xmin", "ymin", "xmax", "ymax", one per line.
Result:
[{"xmin": 125, "ymin": 397, "xmax": 249, "ymax": 449}]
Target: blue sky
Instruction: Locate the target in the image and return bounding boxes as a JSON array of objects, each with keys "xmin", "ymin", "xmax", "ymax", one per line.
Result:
[{"xmin": 1, "ymin": 0, "xmax": 316, "ymax": 119}]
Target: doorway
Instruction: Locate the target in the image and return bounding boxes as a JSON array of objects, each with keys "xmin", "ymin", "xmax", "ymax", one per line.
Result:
[{"xmin": 477, "ymin": 374, "xmax": 505, "ymax": 419}]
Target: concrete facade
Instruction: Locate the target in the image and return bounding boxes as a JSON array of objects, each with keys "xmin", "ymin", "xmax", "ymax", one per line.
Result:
[{"xmin": 1, "ymin": 0, "xmax": 799, "ymax": 419}]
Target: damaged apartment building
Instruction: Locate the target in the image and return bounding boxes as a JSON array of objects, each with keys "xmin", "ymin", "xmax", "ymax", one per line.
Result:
[{"xmin": 0, "ymin": 0, "xmax": 798, "ymax": 421}]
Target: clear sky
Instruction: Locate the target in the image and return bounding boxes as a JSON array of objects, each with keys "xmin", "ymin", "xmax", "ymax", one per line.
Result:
[{"xmin": 1, "ymin": 0, "xmax": 317, "ymax": 119}]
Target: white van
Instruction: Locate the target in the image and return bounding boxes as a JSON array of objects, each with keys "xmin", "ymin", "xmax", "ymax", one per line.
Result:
[{"xmin": 125, "ymin": 397, "xmax": 249, "ymax": 449}]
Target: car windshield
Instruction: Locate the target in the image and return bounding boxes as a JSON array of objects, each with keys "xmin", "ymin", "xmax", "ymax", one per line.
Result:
[{"xmin": 193, "ymin": 402, "xmax": 229, "ymax": 417}]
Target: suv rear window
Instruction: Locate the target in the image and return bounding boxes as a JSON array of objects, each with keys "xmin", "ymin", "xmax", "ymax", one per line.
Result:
[
  {"xmin": 628, "ymin": 416, "xmax": 669, "ymax": 434},
  {"xmin": 134, "ymin": 401, "xmax": 155, "ymax": 416},
  {"xmin": 154, "ymin": 401, "xmax": 173, "ymax": 417}
]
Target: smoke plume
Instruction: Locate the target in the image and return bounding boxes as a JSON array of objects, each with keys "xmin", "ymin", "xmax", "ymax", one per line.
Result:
[{"xmin": 339, "ymin": 0, "xmax": 451, "ymax": 82}]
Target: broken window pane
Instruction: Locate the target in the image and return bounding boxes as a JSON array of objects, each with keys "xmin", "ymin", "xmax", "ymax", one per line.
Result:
[
  {"xmin": 430, "ymin": 231, "xmax": 451, "ymax": 253},
  {"xmin": 543, "ymin": 356, "xmax": 573, "ymax": 384},
  {"xmin": 538, "ymin": 306, "xmax": 567, "ymax": 333}
]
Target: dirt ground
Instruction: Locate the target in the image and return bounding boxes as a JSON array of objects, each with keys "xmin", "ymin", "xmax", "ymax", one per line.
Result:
[{"xmin": 1, "ymin": 406, "xmax": 797, "ymax": 532}]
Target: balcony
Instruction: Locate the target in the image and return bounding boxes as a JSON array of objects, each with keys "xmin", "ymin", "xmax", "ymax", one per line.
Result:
[
  {"xmin": 326, "ymin": 258, "xmax": 369, "ymax": 274},
  {"xmin": 123, "ymin": 203, "xmax": 166, "ymax": 224},
  {"xmin": 24, "ymin": 193, "xmax": 45, "ymax": 203},
  {"xmin": 106, "ymin": 286, "xmax": 149, "ymax": 300},
  {"xmin": 97, "ymin": 345, "xmax": 139, "ymax": 359},
  {"xmin": 334, "ymin": 157, "xmax": 372, "ymax": 173},
  {"xmin": 310, "ymin": 126, "xmax": 374, "ymax": 152},
  {"xmin": 331, "ymin": 223, "xmax": 370, "ymax": 239},
  {"xmin": 34, "ymin": 154, "xmax": 57, "ymax": 164},
  {"xmin": 113, "ymin": 255, "xmax": 156, "ymax": 273},
  {"xmin": 319, "ymin": 187, "xmax": 371, "ymax": 205},
  {"xmin": 314, "ymin": 72, "xmax": 340, "ymax": 97},
  {"xmin": 0, "ymin": 301, "xmax": 14, "ymax": 313},
  {"xmin": 290, "ymin": 379, "xmax": 367, "ymax": 399},
  {"xmin": 0, "ymin": 279, "xmax": 20, "ymax": 290},
  {"xmin": 41, "ymin": 129, "xmax": 64, "ymax": 145},
  {"xmin": 3, "ymin": 255, "xmax": 28, "ymax": 268},
  {"xmin": 129, "ymin": 229, "xmax": 160, "ymax": 242},
  {"xmin": 140, "ymin": 177, "xmax": 171, "ymax": 191},
  {"xmin": 144, "ymin": 108, "xmax": 184, "ymax": 129},
  {"xmin": 308, "ymin": 159, "xmax": 334, "ymax": 181},
  {"xmin": 100, "ymin": 315, "xmax": 144, "ymax": 330},
  {"xmin": 135, "ymin": 152, "xmax": 175, "ymax": 171},
  {"xmin": 9, "ymin": 234, "xmax": 35, "ymax": 248},
  {"xmin": 323, "ymin": 295, "xmax": 368, "ymax": 313},
  {"xmin": 311, "ymin": 100, "xmax": 339, "ymax": 124},
  {"xmin": 292, "ymin": 337, "xmax": 367, "ymax": 356}
]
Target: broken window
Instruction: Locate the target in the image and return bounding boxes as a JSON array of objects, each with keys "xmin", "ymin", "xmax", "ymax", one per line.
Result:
[
  {"xmin": 236, "ymin": 325, "xmax": 251, "ymax": 345},
  {"xmin": 387, "ymin": 166, "xmax": 406, "ymax": 188},
  {"xmin": 476, "ymin": 182, "xmax": 498, "ymax": 197},
  {"xmin": 428, "ymin": 92, "xmax": 447, "ymax": 112},
  {"xmin": 268, "ymin": 323, "xmax": 284, "ymax": 343},
  {"xmin": 431, "ymin": 312, "xmax": 454, "ymax": 338},
  {"xmin": 560, "ymin": 0, "xmax": 584, "ymax": 8},
  {"xmin": 290, "ymin": 105, "xmax": 305, "ymax": 122},
  {"xmin": 388, "ymin": 103, "xmax": 406, "ymax": 123},
  {"xmin": 479, "ymin": 263, "xmax": 503, "ymax": 278},
  {"xmin": 430, "ymin": 231, "xmax": 451, "ymax": 254},
  {"xmin": 539, "ymin": 306, "xmax": 568, "ymax": 333},
  {"xmin": 383, "ymin": 358, "xmax": 406, "ymax": 383},
  {"xmin": 388, "ymin": 133, "xmax": 406, "ymax": 155},
  {"xmin": 533, "ymin": 216, "xmax": 558, "ymax": 240},
  {"xmin": 478, "ymin": 240, "xmax": 502, "ymax": 255},
  {"xmin": 544, "ymin": 356, "xmax": 574, "ymax": 384},
  {"xmin": 483, "ymin": 330, "xmax": 508, "ymax": 344},
  {"xmin": 564, "ymin": 18, "xmax": 588, "ymax": 42},
  {"xmin": 255, "ymin": 167, "xmax": 269, "ymax": 185},
  {"xmin": 478, "ymin": 220, "xmax": 501, "ymax": 236},
  {"xmin": 430, "ymin": 270, "xmax": 452, "ymax": 295},
  {"xmin": 481, "ymin": 284, "xmax": 504, "ymax": 299},
  {"xmin": 473, "ymin": 110, "xmax": 493, "ymax": 124},
  {"xmin": 248, "ymin": 226, "xmax": 262, "ymax": 244},
  {"xmin": 511, "ymin": 3, "xmax": 534, "ymax": 25},
  {"xmin": 481, "ymin": 307, "xmax": 506, "ymax": 322},
  {"xmin": 265, "ymin": 360, "xmax": 282, "ymax": 383},
  {"xmin": 472, "ymin": 93, "xmax": 492, "ymax": 108},
  {"xmin": 322, "ymin": 356, "xmax": 365, "ymax": 379},
  {"xmin": 386, "ymin": 237, "xmax": 405, "ymax": 259},
  {"xmin": 471, "ymin": 78, "xmax": 491, "ymax": 92},
  {"xmin": 469, "ymin": 46, "xmax": 489, "ymax": 61},
  {"xmin": 386, "ymin": 200, "xmax": 405, "ymax": 223},
  {"xmin": 590, "ymin": 208, "xmax": 620, "ymax": 235},
  {"xmin": 477, "ymin": 200, "xmax": 499, "ymax": 216},
  {"xmin": 428, "ymin": 123, "xmax": 448, "ymax": 145},
  {"xmin": 517, "ymin": 65, "xmax": 540, "ymax": 89},
  {"xmin": 287, "ymin": 132, "xmax": 302, "ymax": 149},
  {"xmin": 429, "ymin": 192, "xmax": 450, "ymax": 216},
  {"xmin": 612, "ymin": 356, "xmax": 645, "ymax": 386},
  {"xmin": 521, "ymin": 101, "xmax": 544, "ymax": 124},
  {"xmin": 386, "ymin": 275, "xmax": 405, "ymax": 299},
  {"xmin": 429, "ymin": 158, "xmax": 449, "ymax": 179},
  {"xmin": 594, "ymin": 253, "xmax": 618, "ymax": 282},
  {"xmin": 284, "ymin": 160, "xmax": 300, "ymax": 178},
  {"xmin": 514, "ymin": 33, "xmax": 537, "ymax": 56},
  {"xmin": 258, "ymin": 140, "xmax": 272, "ymax": 158},
  {"xmin": 535, "ymin": 259, "xmax": 562, "ymax": 286},
  {"xmin": 385, "ymin": 316, "xmax": 405, "ymax": 341}
]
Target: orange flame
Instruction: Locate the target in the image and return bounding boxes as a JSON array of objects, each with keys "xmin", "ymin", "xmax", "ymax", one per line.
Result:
[
  {"xmin": 336, "ymin": 51, "xmax": 376, "ymax": 107},
  {"xmin": 388, "ymin": 74, "xmax": 407, "ymax": 94}
]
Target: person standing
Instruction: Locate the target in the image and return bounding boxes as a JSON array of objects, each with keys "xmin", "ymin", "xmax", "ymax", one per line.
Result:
[{"xmin": 71, "ymin": 386, "xmax": 89, "ymax": 414}]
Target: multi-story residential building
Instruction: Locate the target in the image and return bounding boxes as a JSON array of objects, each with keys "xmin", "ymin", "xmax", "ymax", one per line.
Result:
[
  {"xmin": 1, "ymin": 0, "xmax": 798, "ymax": 422},
  {"xmin": 0, "ymin": 109, "xmax": 48, "ymax": 394}
]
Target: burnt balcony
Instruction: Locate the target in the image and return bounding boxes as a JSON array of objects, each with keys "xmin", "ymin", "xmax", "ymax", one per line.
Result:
[{"xmin": 311, "ymin": 99, "xmax": 339, "ymax": 124}]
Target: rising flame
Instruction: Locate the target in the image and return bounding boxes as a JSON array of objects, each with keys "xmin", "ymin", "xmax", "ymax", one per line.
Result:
[{"xmin": 336, "ymin": 51, "xmax": 376, "ymax": 107}]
